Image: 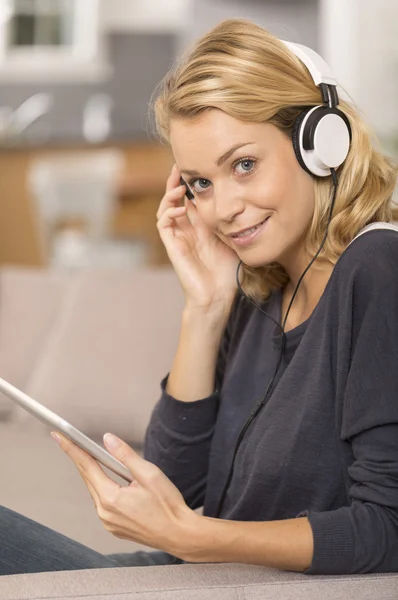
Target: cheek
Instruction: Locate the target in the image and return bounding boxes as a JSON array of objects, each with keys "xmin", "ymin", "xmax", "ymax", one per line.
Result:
[
  {"xmin": 280, "ymin": 168, "xmax": 315, "ymax": 222},
  {"xmin": 196, "ymin": 205, "xmax": 216, "ymax": 229},
  {"xmin": 300, "ymin": 180, "xmax": 316, "ymax": 222}
]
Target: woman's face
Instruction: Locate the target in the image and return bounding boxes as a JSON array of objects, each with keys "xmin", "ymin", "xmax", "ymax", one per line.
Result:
[{"xmin": 170, "ymin": 109, "xmax": 316, "ymax": 272}]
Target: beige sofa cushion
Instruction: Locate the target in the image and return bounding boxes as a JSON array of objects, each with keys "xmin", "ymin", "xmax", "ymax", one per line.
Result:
[
  {"xmin": 0, "ymin": 267, "xmax": 68, "ymax": 420},
  {"xmin": 1, "ymin": 562, "xmax": 398, "ymax": 599},
  {"xmin": 19, "ymin": 267, "xmax": 185, "ymax": 445}
]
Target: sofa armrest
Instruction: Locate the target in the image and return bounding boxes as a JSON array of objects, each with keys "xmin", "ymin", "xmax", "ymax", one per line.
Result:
[{"xmin": 1, "ymin": 563, "xmax": 397, "ymax": 599}]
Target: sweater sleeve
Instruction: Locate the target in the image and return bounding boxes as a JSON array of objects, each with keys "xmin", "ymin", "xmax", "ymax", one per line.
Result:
[
  {"xmin": 143, "ymin": 297, "xmax": 236, "ymax": 510},
  {"xmin": 299, "ymin": 232, "xmax": 398, "ymax": 575}
]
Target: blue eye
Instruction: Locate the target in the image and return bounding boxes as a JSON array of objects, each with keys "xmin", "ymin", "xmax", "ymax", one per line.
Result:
[
  {"xmin": 235, "ymin": 158, "xmax": 256, "ymax": 174},
  {"xmin": 191, "ymin": 178, "xmax": 211, "ymax": 193}
]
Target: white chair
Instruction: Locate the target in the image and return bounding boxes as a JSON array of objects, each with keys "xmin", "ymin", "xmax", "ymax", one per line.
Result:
[{"xmin": 28, "ymin": 149, "xmax": 125, "ymax": 268}]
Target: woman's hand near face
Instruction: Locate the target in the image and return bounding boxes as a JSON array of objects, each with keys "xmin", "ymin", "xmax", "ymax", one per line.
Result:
[{"xmin": 157, "ymin": 164, "xmax": 239, "ymax": 311}]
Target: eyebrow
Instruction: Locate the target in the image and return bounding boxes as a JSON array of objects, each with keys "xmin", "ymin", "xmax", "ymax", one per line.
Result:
[{"xmin": 180, "ymin": 142, "xmax": 255, "ymax": 176}]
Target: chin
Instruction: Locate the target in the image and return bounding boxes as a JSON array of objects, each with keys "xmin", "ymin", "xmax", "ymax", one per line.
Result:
[{"xmin": 236, "ymin": 246, "xmax": 280, "ymax": 269}]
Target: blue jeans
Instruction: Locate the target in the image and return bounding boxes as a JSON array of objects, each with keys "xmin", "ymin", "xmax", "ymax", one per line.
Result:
[{"xmin": 0, "ymin": 506, "xmax": 183, "ymax": 575}]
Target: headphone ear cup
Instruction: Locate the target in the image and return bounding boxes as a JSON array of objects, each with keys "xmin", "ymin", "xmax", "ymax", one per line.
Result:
[
  {"xmin": 291, "ymin": 109, "xmax": 313, "ymax": 176},
  {"xmin": 292, "ymin": 106, "xmax": 352, "ymax": 177}
]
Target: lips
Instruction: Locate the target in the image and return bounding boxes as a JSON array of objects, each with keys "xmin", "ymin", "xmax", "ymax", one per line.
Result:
[{"xmin": 229, "ymin": 217, "xmax": 269, "ymax": 238}]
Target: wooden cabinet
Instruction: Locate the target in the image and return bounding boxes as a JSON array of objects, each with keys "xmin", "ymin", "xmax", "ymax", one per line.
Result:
[
  {"xmin": 0, "ymin": 148, "xmax": 43, "ymax": 266},
  {"xmin": 0, "ymin": 141, "xmax": 174, "ymax": 267}
]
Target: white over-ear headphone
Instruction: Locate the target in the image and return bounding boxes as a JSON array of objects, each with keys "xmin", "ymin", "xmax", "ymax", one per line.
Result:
[{"xmin": 281, "ymin": 40, "xmax": 352, "ymax": 177}]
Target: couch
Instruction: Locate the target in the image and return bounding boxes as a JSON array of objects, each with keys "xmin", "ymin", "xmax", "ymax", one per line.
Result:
[{"xmin": 0, "ymin": 265, "xmax": 396, "ymax": 598}]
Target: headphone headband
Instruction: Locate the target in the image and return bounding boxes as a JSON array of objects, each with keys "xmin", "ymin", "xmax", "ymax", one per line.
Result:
[
  {"xmin": 280, "ymin": 39, "xmax": 351, "ymax": 177},
  {"xmin": 281, "ymin": 41, "xmax": 337, "ymax": 88}
]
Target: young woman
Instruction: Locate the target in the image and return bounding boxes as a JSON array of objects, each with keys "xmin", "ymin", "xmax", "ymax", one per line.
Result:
[{"xmin": 1, "ymin": 18, "xmax": 397, "ymax": 576}]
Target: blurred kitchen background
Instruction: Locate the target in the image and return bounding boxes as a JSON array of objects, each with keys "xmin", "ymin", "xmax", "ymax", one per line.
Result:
[{"xmin": 0, "ymin": 0, "xmax": 397, "ymax": 272}]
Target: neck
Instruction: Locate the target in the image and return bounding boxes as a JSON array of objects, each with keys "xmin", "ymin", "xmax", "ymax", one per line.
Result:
[{"xmin": 281, "ymin": 259, "xmax": 334, "ymax": 330}]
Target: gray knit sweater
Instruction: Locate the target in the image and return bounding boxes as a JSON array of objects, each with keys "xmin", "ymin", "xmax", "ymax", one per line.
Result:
[{"xmin": 144, "ymin": 229, "xmax": 398, "ymax": 575}]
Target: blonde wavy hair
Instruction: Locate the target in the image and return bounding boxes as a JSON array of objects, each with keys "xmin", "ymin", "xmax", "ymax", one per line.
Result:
[{"xmin": 151, "ymin": 18, "xmax": 398, "ymax": 301}]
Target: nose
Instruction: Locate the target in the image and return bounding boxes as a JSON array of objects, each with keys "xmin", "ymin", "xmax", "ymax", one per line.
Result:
[{"xmin": 213, "ymin": 183, "xmax": 245, "ymax": 223}]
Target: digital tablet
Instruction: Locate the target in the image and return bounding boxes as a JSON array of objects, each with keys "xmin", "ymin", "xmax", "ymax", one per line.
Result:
[{"xmin": 0, "ymin": 377, "xmax": 133, "ymax": 483}]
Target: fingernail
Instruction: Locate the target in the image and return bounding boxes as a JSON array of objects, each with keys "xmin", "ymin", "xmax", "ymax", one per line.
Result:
[
  {"xmin": 104, "ymin": 433, "xmax": 120, "ymax": 450},
  {"xmin": 51, "ymin": 432, "xmax": 61, "ymax": 444}
]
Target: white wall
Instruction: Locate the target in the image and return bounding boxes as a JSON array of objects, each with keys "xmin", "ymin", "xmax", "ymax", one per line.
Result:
[
  {"xmin": 100, "ymin": 0, "xmax": 318, "ymax": 46},
  {"xmin": 357, "ymin": 0, "xmax": 398, "ymax": 139},
  {"xmin": 320, "ymin": 0, "xmax": 398, "ymax": 138},
  {"xmin": 179, "ymin": 0, "xmax": 319, "ymax": 54},
  {"xmin": 100, "ymin": 0, "xmax": 192, "ymax": 31},
  {"xmin": 319, "ymin": 0, "xmax": 360, "ymax": 102}
]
